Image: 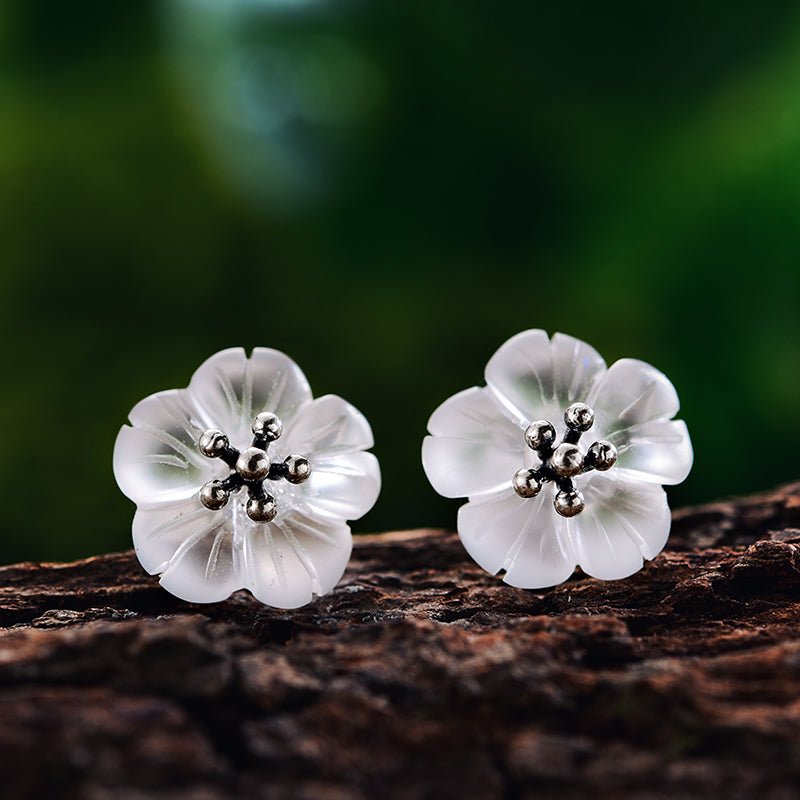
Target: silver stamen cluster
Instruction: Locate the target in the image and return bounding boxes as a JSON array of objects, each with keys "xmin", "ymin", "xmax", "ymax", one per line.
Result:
[
  {"xmin": 197, "ymin": 411, "xmax": 311, "ymax": 523},
  {"xmin": 512, "ymin": 402, "xmax": 617, "ymax": 517}
]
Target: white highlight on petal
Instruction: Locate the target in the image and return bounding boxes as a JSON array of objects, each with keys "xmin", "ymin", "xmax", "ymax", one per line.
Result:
[
  {"xmin": 133, "ymin": 498, "xmax": 355, "ymax": 608},
  {"xmin": 457, "ymin": 485, "xmax": 575, "ymax": 589},
  {"xmin": 188, "ymin": 347, "xmax": 312, "ymax": 445},
  {"xmin": 610, "ymin": 419, "xmax": 693, "ymax": 485},
  {"xmin": 485, "ymin": 330, "xmax": 607, "ymax": 426},
  {"xmin": 590, "ymin": 358, "xmax": 679, "ymax": 427},
  {"xmin": 133, "ymin": 497, "xmax": 240, "ymax": 603},
  {"xmin": 113, "ymin": 389, "xmax": 216, "ymax": 506},
  {"xmin": 590, "ymin": 358, "xmax": 693, "ymax": 485},
  {"xmin": 568, "ymin": 473, "xmax": 671, "ymax": 581},
  {"xmin": 300, "ymin": 451, "xmax": 381, "ymax": 522},
  {"xmin": 422, "ymin": 387, "xmax": 523, "ymax": 498},
  {"xmin": 244, "ymin": 512, "xmax": 352, "ymax": 609},
  {"xmin": 282, "ymin": 394, "xmax": 374, "ymax": 457}
]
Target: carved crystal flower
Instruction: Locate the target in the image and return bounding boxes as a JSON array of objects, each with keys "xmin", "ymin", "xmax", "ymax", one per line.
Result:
[
  {"xmin": 422, "ymin": 330, "xmax": 692, "ymax": 588},
  {"xmin": 114, "ymin": 348, "xmax": 380, "ymax": 608}
]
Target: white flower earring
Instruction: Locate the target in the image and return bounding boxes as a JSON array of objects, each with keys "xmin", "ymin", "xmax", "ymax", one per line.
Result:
[
  {"xmin": 422, "ymin": 330, "xmax": 693, "ymax": 589},
  {"xmin": 113, "ymin": 347, "xmax": 381, "ymax": 608}
]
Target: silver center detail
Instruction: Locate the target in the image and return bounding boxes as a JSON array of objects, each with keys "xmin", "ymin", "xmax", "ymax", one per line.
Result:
[
  {"xmin": 196, "ymin": 411, "xmax": 311, "ymax": 523},
  {"xmin": 511, "ymin": 402, "xmax": 617, "ymax": 518}
]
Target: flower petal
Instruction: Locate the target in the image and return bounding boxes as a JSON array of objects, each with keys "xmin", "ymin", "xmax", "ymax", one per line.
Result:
[
  {"xmin": 132, "ymin": 497, "xmax": 240, "ymax": 603},
  {"xmin": 457, "ymin": 485, "xmax": 575, "ymax": 589},
  {"xmin": 113, "ymin": 389, "xmax": 218, "ymax": 506},
  {"xmin": 282, "ymin": 394, "xmax": 374, "ymax": 457},
  {"xmin": 188, "ymin": 347, "xmax": 312, "ymax": 445},
  {"xmin": 298, "ymin": 451, "xmax": 381, "ymax": 522},
  {"xmin": 485, "ymin": 330, "xmax": 607, "ymax": 425},
  {"xmin": 568, "ymin": 473, "xmax": 671, "ymax": 581},
  {"xmin": 589, "ymin": 358, "xmax": 692, "ymax": 485},
  {"xmin": 244, "ymin": 511, "xmax": 352, "ymax": 609},
  {"xmin": 590, "ymin": 357, "xmax": 679, "ymax": 426},
  {"xmin": 133, "ymin": 500, "xmax": 353, "ymax": 607},
  {"xmin": 422, "ymin": 387, "xmax": 524, "ymax": 499},
  {"xmin": 608, "ymin": 420, "xmax": 693, "ymax": 485}
]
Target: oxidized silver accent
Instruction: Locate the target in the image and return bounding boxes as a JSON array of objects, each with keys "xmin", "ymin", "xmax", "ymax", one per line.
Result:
[
  {"xmin": 235, "ymin": 447, "xmax": 271, "ymax": 482},
  {"xmin": 524, "ymin": 420, "xmax": 556, "ymax": 452},
  {"xmin": 198, "ymin": 413, "xmax": 311, "ymax": 523},
  {"xmin": 198, "ymin": 429, "xmax": 229, "ymax": 459},
  {"xmin": 550, "ymin": 442, "xmax": 583, "ymax": 477},
  {"xmin": 245, "ymin": 495, "xmax": 278, "ymax": 523},
  {"xmin": 512, "ymin": 402, "xmax": 618, "ymax": 517},
  {"xmin": 284, "ymin": 454, "xmax": 312, "ymax": 484},
  {"xmin": 252, "ymin": 411, "xmax": 283, "ymax": 441},
  {"xmin": 512, "ymin": 467, "xmax": 542, "ymax": 498},
  {"xmin": 199, "ymin": 479, "xmax": 230, "ymax": 511}
]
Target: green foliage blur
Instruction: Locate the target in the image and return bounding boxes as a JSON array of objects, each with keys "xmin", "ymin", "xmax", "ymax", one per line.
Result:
[{"xmin": 1, "ymin": 1, "xmax": 798, "ymax": 563}]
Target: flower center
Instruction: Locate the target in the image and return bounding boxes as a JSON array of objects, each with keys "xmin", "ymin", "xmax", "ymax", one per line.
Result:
[
  {"xmin": 512, "ymin": 402, "xmax": 617, "ymax": 517},
  {"xmin": 196, "ymin": 411, "xmax": 311, "ymax": 523}
]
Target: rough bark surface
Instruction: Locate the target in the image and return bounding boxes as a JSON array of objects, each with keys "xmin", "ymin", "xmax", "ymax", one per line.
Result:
[{"xmin": 2, "ymin": 484, "xmax": 800, "ymax": 800}]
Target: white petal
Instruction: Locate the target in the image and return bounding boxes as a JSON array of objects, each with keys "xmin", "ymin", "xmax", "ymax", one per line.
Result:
[
  {"xmin": 133, "ymin": 499, "xmax": 353, "ymax": 607},
  {"xmin": 188, "ymin": 347, "xmax": 312, "ymax": 444},
  {"xmin": 282, "ymin": 394, "xmax": 374, "ymax": 457},
  {"xmin": 422, "ymin": 387, "xmax": 524, "ymax": 498},
  {"xmin": 113, "ymin": 389, "xmax": 217, "ymax": 506},
  {"xmin": 457, "ymin": 485, "xmax": 576, "ymax": 589},
  {"xmin": 590, "ymin": 357, "xmax": 680, "ymax": 426},
  {"xmin": 569, "ymin": 473, "xmax": 671, "ymax": 581},
  {"xmin": 297, "ymin": 452, "xmax": 381, "ymax": 522},
  {"xmin": 608, "ymin": 420, "xmax": 693, "ymax": 485},
  {"xmin": 132, "ymin": 497, "xmax": 240, "ymax": 603},
  {"xmin": 244, "ymin": 512, "xmax": 352, "ymax": 609},
  {"xmin": 589, "ymin": 358, "xmax": 692, "ymax": 485},
  {"xmin": 485, "ymin": 330, "xmax": 607, "ymax": 425}
]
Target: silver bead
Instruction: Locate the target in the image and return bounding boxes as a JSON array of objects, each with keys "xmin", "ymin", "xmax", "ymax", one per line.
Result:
[
  {"xmin": 524, "ymin": 420, "xmax": 556, "ymax": 452},
  {"xmin": 564, "ymin": 402, "xmax": 595, "ymax": 432},
  {"xmin": 554, "ymin": 488, "xmax": 585, "ymax": 517},
  {"xmin": 198, "ymin": 429, "xmax": 229, "ymax": 458},
  {"xmin": 246, "ymin": 494, "xmax": 277, "ymax": 523},
  {"xmin": 199, "ymin": 480, "xmax": 229, "ymax": 511},
  {"xmin": 512, "ymin": 467, "xmax": 542, "ymax": 498},
  {"xmin": 284, "ymin": 454, "xmax": 311, "ymax": 484},
  {"xmin": 235, "ymin": 446, "xmax": 271, "ymax": 481},
  {"xmin": 252, "ymin": 411, "xmax": 283, "ymax": 441},
  {"xmin": 586, "ymin": 440, "xmax": 618, "ymax": 471},
  {"xmin": 550, "ymin": 443, "xmax": 584, "ymax": 477}
]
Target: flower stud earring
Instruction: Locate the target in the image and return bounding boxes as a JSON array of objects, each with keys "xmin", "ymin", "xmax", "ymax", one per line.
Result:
[
  {"xmin": 113, "ymin": 347, "xmax": 380, "ymax": 608},
  {"xmin": 422, "ymin": 330, "xmax": 692, "ymax": 588}
]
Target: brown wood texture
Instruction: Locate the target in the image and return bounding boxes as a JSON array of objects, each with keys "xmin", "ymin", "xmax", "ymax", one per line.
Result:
[{"xmin": 1, "ymin": 483, "xmax": 800, "ymax": 799}]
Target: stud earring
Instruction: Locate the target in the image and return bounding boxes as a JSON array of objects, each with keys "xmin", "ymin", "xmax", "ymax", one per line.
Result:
[
  {"xmin": 113, "ymin": 347, "xmax": 381, "ymax": 608},
  {"xmin": 422, "ymin": 330, "xmax": 692, "ymax": 588}
]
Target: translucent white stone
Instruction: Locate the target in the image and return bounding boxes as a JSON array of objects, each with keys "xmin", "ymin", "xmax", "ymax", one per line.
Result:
[
  {"xmin": 423, "ymin": 330, "xmax": 692, "ymax": 588},
  {"xmin": 187, "ymin": 347, "xmax": 312, "ymax": 446},
  {"xmin": 113, "ymin": 389, "xmax": 218, "ymax": 506},
  {"xmin": 457, "ymin": 484, "xmax": 575, "ymax": 589},
  {"xmin": 589, "ymin": 358, "xmax": 693, "ymax": 485},
  {"xmin": 114, "ymin": 347, "xmax": 380, "ymax": 607},
  {"xmin": 422, "ymin": 387, "xmax": 524, "ymax": 498},
  {"xmin": 298, "ymin": 452, "xmax": 381, "ymax": 522},
  {"xmin": 485, "ymin": 330, "xmax": 607, "ymax": 426},
  {"xmin": 568, "ymin": 473, "xmax": 671, "ymax": 580},
  {"xmin": 282, "ymin": 394, "xmax": 374, "ymax": 456},
  {"xmin": 244, "ymin": 512, "xmax": 352, "ymax": 609},
  {"xmin": 133, "ymin": 497, "xmax": 240, "ymax": 603}
]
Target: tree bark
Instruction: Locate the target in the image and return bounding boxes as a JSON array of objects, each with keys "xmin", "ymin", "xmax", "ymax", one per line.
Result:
[{"xmin": 1, "ymin": 483, "xmax": 800, "ymax": 799}]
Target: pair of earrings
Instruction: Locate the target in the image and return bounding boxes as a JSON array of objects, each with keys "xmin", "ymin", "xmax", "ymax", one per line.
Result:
[{"xmin": 113, "ymin": 330, "xmax": 692, "ymax": 608}]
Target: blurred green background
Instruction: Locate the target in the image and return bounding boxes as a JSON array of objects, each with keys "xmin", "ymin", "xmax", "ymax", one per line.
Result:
[{"xmin": 1, "ymin": 1, "xmax": 798, "ymax": 563}]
